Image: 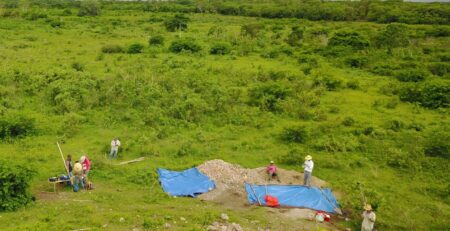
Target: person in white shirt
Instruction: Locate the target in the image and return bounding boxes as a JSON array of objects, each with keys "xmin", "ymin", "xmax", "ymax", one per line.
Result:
[
  {"xmin": 303, "ymin": 155, "xmax": 314, "ymax": 187},
  {"xmin": 109, "ymin": 137, "xmax": 121, "ymax": 159},
  {"xmin": 361, "ymin": 204, "xmax": 376, "ymax": 231}
]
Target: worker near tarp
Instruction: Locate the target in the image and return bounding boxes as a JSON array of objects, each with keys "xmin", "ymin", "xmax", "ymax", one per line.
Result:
[
  {"xmin": 109, "ymin": 137, "xmax": 121, "ymax": 159},
  {"xmin": 266, "ymin": 160, "xmax": 280, "ymax": 182},
  {"xmin": 303, "ymin": 155, "xmax": 314, "ymax": 187},
  {"xmin": 361, "ymin": 204, "xmax": 376, "ymax": 231}
]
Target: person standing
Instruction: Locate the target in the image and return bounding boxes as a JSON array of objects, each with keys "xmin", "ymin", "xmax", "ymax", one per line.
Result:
[
  {"xmin": 65, "ymin": 155, "xmax": 73, "ymax": 177},
  {"xmin": 303, "ymin": 155, "xmax": 314, "ymax": 187},
  {"xmin": 109, "ymin": 138, "xmax": 121, "ymax": 159},
  {"xmin": 361, "ymin": 204, "xmax": 376, "ymax": 231},
  {"xmin": 80, "ymin": 155, "xmax": 91, "ymax": 177}
]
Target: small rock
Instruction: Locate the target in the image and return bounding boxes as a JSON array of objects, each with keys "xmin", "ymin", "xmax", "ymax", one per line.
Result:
[
  {"xmin": 220, "ymin": 213, "xmax": 229, "ymax": 221},
  {"xmin": 164, "ymin": 223, "xmax": 171, "ymax": 228},
  {"xmin": 132, "ymin": 228, "xmax": 139, "ymax": 231},
  {"xmin": 102, "ymin": 224, "xmax": 108, "ymax": 228},
  {"xmin": 180, "ymin": 217, "xmax": 186, "ymax": 221},
  {"xmin": 345, "ymin": 228, "xmax": 352, "ymax": 231},
  {"xmin": 119, "ymin": 217, "xmax": 125, "ymax": 222}
]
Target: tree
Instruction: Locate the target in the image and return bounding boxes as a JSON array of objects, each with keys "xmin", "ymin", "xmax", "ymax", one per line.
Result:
[
  {"xmin": 375, "ymin": 23, "xmax": 409, "ymax": 54},
  {"xmin": 285, "ymin": 26, "xmax": 304, "ymax": 47},
  {"xmin": 164, "ymin": 14, "xmax": 189, "ymax": 32}
]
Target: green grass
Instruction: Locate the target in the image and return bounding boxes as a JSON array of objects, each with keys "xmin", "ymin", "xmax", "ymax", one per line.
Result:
[{"xmin": 0, "ymin": 3, "xmax": 449, "ymax": 230}]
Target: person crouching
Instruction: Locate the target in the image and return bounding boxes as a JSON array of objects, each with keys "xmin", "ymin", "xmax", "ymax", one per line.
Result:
[{"xmin": 266, "ymin": 161, "xmax": 280, "ymax": 182}]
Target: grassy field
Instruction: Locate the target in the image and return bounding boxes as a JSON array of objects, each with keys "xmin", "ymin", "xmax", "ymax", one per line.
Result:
[{"xmin": 0, "ymin": 1, "xmax": 449, "ymax": 230}]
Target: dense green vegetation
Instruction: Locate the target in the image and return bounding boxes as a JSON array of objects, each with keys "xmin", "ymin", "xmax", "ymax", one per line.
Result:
[{"xmin": 0, "ymin": 0, "xmax": 449, "ymax": 230}]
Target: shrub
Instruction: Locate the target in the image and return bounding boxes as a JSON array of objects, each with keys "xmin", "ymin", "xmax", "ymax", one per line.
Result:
[
  {"xmin": 342, "ymin": 117, "xmax": 355, "ymax": 126},
  {"xmin": 328, "ymin": 30, "xmax": 370, "ymax": 50},
  {"xmin": 394, "ymin": 69, "xmax": 427, "ymax": 82},
  {"xmin": 345, "ymin": 55, "xmax": 368, "ymax": 68},
  {"xmin": 285, "ymin": 26, "xmax": 304, "ymax": 47},
  {"xmin": 77, "ymin": 0, "xmax": 101, "ymax": 16},
  {"xmin": 210, "ymin": 42, "xmax": 231, "ymax": 55},
  {"xmin": 49, "ymin": 19, "xmax": 62, "ymax": 28},
  {"xmin": 387, "ymin": 120, "xmax": 404, "ymax": 132},
  {"xmin": 101, "ymin": 44, "xmax": 123, "ymax": 54},
  {"xmin": 164, "ymin": 14, "xmax": 189, "ymax": 32},
  {"xmin": 399, "ymin": 80, "xmax": 449, "ymax": 109},
  {"xmin": 428, "ymin": 62, "xmax": 449, "ymax": 77},
  {"xmin": 313, "ymin": 75, "xmax": 342, "ymax": 91},
  {"xmin": 71, "ymin": 62, "xmax": 84, "ymax": 72},
  {"xmin": 281, "ymin": 126, "xmax": 308, "ymax": 143},
  {"xmin": 279, "ymin": 148, "xmax": 305, "ymax": 165},
  {"xmin": 149, "ymin": 35, "xmax": 164, "ymax": 46},
  {"xmin": 261, "ymin": 49, "xmax": 280, "ymax": 59},
  {"xmin": 347, "ymin": 80, "xmax": 360, "ymax": 89},
  {"xmin": 0, "ymin": 112, "xmax": 35, "ymax": 140},
  {"xmin": 169, "ymin": 39, "xmax": 201, "ymax": 53},
  {"xmin": 0, "ymin": 161, "xmax": 35, "ymax": 211},
  {"xmin": 375, "ymin": 23, "xmax": 409, "ymax": 53},
  {"xmin": 249, "ymin": 83, "xmax": 291, "ymax": 112},
  {"xmin": 241, "ymin": 23, "xmax": 264, "ymax": 38},
  {"xmin": 424, "ymin": 130, "xmax": 449, "ymax": 159},
  {"xmin": 127, "ymin": 43, "xmax": 144, "ymax": 54},
  {"xmin": 24, "ymin": 12, "xmax": 48, "ymax": 21}
]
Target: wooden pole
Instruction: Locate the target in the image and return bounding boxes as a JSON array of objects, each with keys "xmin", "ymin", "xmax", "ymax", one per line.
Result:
[
  {"xmin": 57, "ymin": 142, "xmax": 70, "ymax": 175},
  {"xmin": 248, "ymin": 183, "xmax": 262, "ymax": 206}
]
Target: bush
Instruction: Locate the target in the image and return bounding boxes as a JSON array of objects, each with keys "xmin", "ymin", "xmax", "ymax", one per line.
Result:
[
  {"xmin": 71, "ymin": 62, "xmax": 84, "ymax": 72},
  {"xmin": 0, "ymin": 112, "xmax": 35, "ymax": 140},
  {"xmin": 169, "ymin": 39, "xmax": 201, "ymax": 53},
  {"xmin": 424, "ymin": 130, "xmax": 449, "ymax": 159},
  {"xmin": 375, "ymin": 23, "xmax": 409, "ymax": 53},
  {"xmin": 342, "ymin": 117, "xmax": 355, "ymax": 126},
  {"xmin": 0, "ymin": 161, "xmax": 35, "ymax": 211},
  {"xmin": 164, "ymin": 14, "xmax": 189, "ymax": 32},
  {"xmin": 77, "ymin": 0, "xmax": 101, "ymax": 16},
  {"xmin": 328, "ymin": 30, "xmax": 370, "ymax": 50},
  {"xmin": 24, "ymin": 12, "xmax": 48, "ymax": 21},
  {"xmin": 428, "ymin": 62, "xmax": 449, "ymax": 77},
  {"xmin": 313, "ymin": 75, "xmax": 342, "ymax": 91},
  {"xmin": 281, "ymin": 126, "xmax": 308, "ymax": 143},
  {"xmin": 286, "ymin": 26, "xmax": 304, "ymax": 47},
  {"xmin": 249, "ymin": 83, "xmax": 291, "ymax": 112},
  {"xmin": 127, "ymin": 43, "xmax": 144, "ymax": 54},
  {"xmin": 279, "ymin": 148, "xmax": 305, "ymax": 165},
  {"xmin": 394, "ymin": 69, "xmax": 427, "ymax": 82},
  {"xmin": 345, "ymin": 55, "xmax": 368, "ymax": 68},
  {"xmin": 387, "ymin": 120, "xmax": 404, "ymax": 132},
  {"xmin": 149, "ymin": 35, "xmax": 164, "ymax": 46},
  {"xmin": 241, "ymin": 23, "xmax": 264, "ymax": 38},
  {"xmin": 210, "ymin": 42, "xmax": 231, "ymax": 55},
  {"xmin": 399, "ymin": 80, "xmax": 449, "ymax": 109},
  {"xmin": 101, "ymin": 44, "xmax": 123, "ymax": 54}
]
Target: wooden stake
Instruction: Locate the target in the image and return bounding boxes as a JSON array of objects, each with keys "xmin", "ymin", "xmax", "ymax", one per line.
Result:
[{"xmin": 57, "ymin": 142, "xmax": 69, "ymax": 175}]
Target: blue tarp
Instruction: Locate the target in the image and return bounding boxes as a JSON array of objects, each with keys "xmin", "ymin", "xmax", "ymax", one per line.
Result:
[
  {"xmin": 157, "ymin": 168, "xmax": 215, "ymax": 197},
  {"xmin": 245, "ymin": 184, "xmax": 340, "ymax": 213}
]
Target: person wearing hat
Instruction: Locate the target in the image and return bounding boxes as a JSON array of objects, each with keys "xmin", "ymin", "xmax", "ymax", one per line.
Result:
[
  {"xmin": 72, "ymin": 161, "xmax": 84, "ymax": 190},
  {"xmin": 80, "ymin": 155, "xmax": 91, "ymax": 177},
  {"xmin": 361, "ymin": 204, "xmax": 376, "ymax": 231},
  {"xmin": 266, "ymin": 161, "xmax": 280, "ymax": 182},
  {"xmin": 303, "ymin": 155, "xmax": 314, "ymax": 187}
]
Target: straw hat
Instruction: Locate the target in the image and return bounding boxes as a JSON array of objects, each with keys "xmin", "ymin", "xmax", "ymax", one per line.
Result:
[
  {"xmin": 305, "ymin": 155, "xmax": 312, "ymax": 160},
  {"xmin": 73, "ymin": 162, "xmax": 83, "ymax": 174},
  {"xmin": 364, "ymin": 204, "xmax": 372, "ymax": 211},
  {"xmin": 270, "ymin": 160, "xmax": 274, "ymax": 164}
]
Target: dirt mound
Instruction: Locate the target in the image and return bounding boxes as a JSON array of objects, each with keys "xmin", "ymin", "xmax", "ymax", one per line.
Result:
[{"xmin": 197, "ymin": 159, "xmax": 327, "ymax": 207}]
